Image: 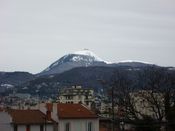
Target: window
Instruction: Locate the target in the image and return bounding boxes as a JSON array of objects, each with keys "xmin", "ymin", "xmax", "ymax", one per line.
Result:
[
  {"xmin": 66, "ymin": 96, "xmax": 72, "ymax": 100},
  {"xmin": 65, "ymin": 122, "xmax": 70, "ymax": 131},
  {"xmin": 87, "ymin": 122, "xmax": 93, "ymax": 131}
]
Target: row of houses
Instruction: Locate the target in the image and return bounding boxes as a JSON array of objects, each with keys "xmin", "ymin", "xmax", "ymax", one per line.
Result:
[
  {"xmin": 0, "ymin": 85, "xmax": 111, "ymax": 115},
  {"xmin": 0, "ymin": 85, "xmax": 169, "ymax": 131},
  {"xmin": 0, "ymin": 103, "xmax": 99, "ymax": 131}
]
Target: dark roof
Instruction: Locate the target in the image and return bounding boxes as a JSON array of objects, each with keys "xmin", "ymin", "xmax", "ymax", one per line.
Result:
[
  {"xmin": 57, "ymin": 103, "xmax": 98, "ymax": 119},
  {"xmin": 8, "ymin": 109, "xmax": 55, "ymax": 124}
]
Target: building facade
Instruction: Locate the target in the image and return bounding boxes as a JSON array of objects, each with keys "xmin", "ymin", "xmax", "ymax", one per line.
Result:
[
  {"xmin": 57, "ymin": 103, "xmax": 99, "ymax": 131},
  {"xmin": 58, "ymin": 85, "xmax": 94, "ymax": 108},
  {"xmin": 0, "ymin": 110, "xmax": 12, "ymax": 131}
]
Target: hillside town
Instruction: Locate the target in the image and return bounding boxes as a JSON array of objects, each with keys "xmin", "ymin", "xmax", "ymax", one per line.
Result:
[
  {"xmin": 1, "ymin": 54, "xmax": 175, "ymax": 131},
  {"xmin": 0, "ymin": 49, "xmax": 175, "ymax": 131},
  {"xmin": 0, "ymin": 0, "xmax": 175, "ymax": 130},
  {"xmin": 1, "ymin": 76, "xmax": 175, "ymax": 131}
]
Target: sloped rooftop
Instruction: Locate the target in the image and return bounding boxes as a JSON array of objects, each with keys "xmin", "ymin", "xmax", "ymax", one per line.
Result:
[
  {"xmin": 8, "ymin": 109, "xmax": 55, "ymax": 124},
  {"xmin": 57, "ymin": 103, "xmax": 98, "ymax": 119}
]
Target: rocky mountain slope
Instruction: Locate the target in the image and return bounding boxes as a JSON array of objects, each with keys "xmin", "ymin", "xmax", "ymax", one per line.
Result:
[
  {"xmin": 38, "ymin": 50, "xmax": 153, "ymax": 76},
  {"xmin": 38, "ymin": 50, "xmax": 108, "ymax": 76}
]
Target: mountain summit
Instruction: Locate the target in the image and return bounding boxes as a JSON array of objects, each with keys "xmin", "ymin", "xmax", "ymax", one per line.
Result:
[
  {"xmin": 73, "ymin": 50, "xmax": 105, "ymax": 62},
  {"xmin": 38, "ymin": 49, "xmax": 154, "ymax": 76},
  {"xmin": 38, "ymin": 50, "xmax": 108, "ymax": 76}
]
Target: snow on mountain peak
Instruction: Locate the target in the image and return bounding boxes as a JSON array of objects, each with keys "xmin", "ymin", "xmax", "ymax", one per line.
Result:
[
  {"xmin": 118, "ymin": 60, "xmax": 151, "ymax": 64},
  {"xmin": 73, "ymin": 49, "xmax": 104, "ymax": 62}
]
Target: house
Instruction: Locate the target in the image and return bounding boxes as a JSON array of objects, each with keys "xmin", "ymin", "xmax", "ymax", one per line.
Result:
[
  {"xmin": 57, "ymin": 103, "xmax": 99, "ymax": 131},
  {"xmin": 0, "ymin": 108, "xmax": 57, "ymax": 131},
  {"xmin": 18, "ymin": 102, "xmax": 99, "ymax": 131},
  {"xmin": 58, "ymin": 85, "xmax": 95, "ymax": 108}
]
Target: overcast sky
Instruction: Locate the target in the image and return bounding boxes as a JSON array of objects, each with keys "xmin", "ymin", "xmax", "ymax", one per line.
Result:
[{"xmin": 0, "ymin": 0, "xmax": 175, "ymax": 74}]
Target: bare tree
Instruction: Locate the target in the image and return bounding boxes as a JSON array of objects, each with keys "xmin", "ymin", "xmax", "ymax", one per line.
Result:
[
  {"xmin": 109, "ymin": 67, "xmax": 175, "ymax": 131},
  {"xmin": 110, "ymin": 69, "xmax": 139, "ymax": 120}
]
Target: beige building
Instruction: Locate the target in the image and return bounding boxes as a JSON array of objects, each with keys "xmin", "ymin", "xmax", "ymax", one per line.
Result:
[{"xmin": 58, "ymin": 85, "xmax": 94, "ymax": 108}]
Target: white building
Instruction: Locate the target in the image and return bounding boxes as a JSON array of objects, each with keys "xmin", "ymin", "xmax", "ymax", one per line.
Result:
[
  {"xmin": 33, "ymin": 103, "xmax": 99, "ymax": 131},
  {"xmin": 0, "ymin": 109, "xmax": 12, "ymax": 131},
  {"xmin": 57, "ymin": 103, "xmax": 99, "ymax": 131},
  {"xmin": 58, "ymin": 85, "xmax": 95, "ymax": 108}
]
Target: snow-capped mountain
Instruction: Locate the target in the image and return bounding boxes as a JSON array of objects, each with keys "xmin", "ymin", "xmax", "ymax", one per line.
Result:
[
  {"xmin": 73, "ymin": 50, "xmax": 104, "ymax": 62},
  {"xmin": 38, "ymin": 50, "xmax": 154, "ymax": 76},
  {"xmin": 38, "ymin": 50, "xmax": 108, "ymax": 76}
]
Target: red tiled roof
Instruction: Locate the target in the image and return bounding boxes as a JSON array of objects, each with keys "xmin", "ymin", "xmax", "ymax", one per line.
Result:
[
  {"xmin": 57, "ymin": 103, "xmax": 98, "ymax": 119},
  {"xmin": 8, "ymin": 109, "xmax": 55, "ymax": 124}
]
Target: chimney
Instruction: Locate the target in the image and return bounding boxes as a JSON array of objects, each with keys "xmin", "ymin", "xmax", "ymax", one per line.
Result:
[
  {"xmin": 46, "ymin": 110, "xmax": 51, "ymax": 121},
  {"xmin": 46, "ymin": 103, "xmax": 53, "ymax": 121},
  {"xmin": 46, "ymin": 103, "xmax": 53, "ymax": 112}
]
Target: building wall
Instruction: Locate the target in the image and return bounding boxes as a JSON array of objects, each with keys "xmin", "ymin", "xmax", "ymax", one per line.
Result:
[
  {"xmin": 59, "ymin": 119, "xmax": 99, "ymax": 131},
  {"xmin": 0, "ymin": 112, "xmax": 13, "ymax": 131},
  {"xmin": 46, "ymin": 125, "xmax": 54, "ymax": 131},
  {"xmin": 18, "ymin": 125, "xmax": 26, "ymax": 131},
  {"xmin": 58, "ymin": 86, "xmax": 94, "ymax": 108},
  {"xmin": 17, "ymin": 124, "xmax": 54, "ymax": 131},
  {"xmin": 30, "ymin": 125, "xmax": 40, "ymax": 131}
]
